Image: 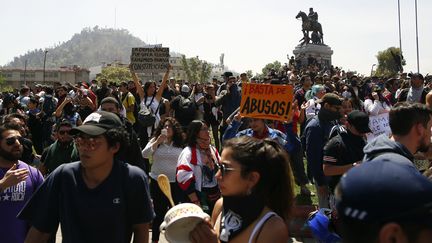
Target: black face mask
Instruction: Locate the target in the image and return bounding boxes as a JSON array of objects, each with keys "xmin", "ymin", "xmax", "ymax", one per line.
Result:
[
  {"xmin": 219, "ymin": 193, "xmax": 265, "ymax": 242},
  {"xmin": 318, "ymin": 107, "xmax": 342, "ymax": 121}
]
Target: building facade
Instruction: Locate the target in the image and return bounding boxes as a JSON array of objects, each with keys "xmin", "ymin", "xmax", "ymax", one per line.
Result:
[{"xmin": 0, "ymin": 66, "xmax": 90, "ymax": 89}]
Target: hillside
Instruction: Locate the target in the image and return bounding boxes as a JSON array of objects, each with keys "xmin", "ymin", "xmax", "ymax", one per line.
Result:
[{"xmin": 5, "ymin": 27, "xmax": 148, "ymax": 68}]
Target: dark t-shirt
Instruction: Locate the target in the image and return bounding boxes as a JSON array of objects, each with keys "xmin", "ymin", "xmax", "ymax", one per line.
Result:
[
  {"xmin": 294, "ymin": 88, "xmax": 307, "ymax": 106},
  {"xmin": 95, "ymin": 87, "xmax": 112, "ymax": 105},
  {"xmin": 171, "ymin": 95, "xmax": 197, "ymax": 129},
  {"xmin": 42, "ymin": 141, "xmax": 75, "ymax": 174},
  {"xmin": 18, "ymin": 161, "xmax": 154, "ymax": 243},
  {"xmin": 323, "ymin": 131, "xmax": 366, "ymax": 192}
]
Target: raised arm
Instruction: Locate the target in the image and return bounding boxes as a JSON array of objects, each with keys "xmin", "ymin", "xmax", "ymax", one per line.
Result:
[
  {"xmin": 155, "ymin": 64, "xmax": 172, "ymax": 102},
  {"xmin": 54, "ymin": 97, "xmax": 71, "ymax": 118},
  {"xmin": 131, "ymin": 69, "xmax": 144, "ymax": 101}
]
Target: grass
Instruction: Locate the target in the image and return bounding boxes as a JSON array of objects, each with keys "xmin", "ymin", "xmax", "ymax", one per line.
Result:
[{"xmin": 294, "ymin": 183, "xmax": 317, "ymax": 206}]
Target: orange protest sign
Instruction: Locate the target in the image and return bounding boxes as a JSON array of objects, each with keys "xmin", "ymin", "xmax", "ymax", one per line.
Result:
[{"xmin": 240, "ymin": 83, "xmax": 294, "ymax": 122}]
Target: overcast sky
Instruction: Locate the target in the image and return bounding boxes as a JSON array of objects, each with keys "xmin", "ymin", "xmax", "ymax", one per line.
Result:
[{"xmin": 1, "ymin": 0, "xmax": 431, "ymax": 75}]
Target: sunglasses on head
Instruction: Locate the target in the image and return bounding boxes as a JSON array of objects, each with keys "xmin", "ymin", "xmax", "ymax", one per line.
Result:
[
  {"xmin": 5, "ymin": 136, "xmax": 24, "ymax": 146},
  {"xmin": 216, "ymin": 162, "xmax": 237, "ymax": 177}
]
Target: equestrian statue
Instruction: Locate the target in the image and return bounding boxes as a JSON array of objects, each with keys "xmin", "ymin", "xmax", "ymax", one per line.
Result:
[{"xmin": 296, "ymin": 8, "xmax": 324, "ymax": 45}]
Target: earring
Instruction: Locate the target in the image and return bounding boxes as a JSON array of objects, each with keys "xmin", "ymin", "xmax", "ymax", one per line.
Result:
[{"xmin": 246, "ymin": 187, "xmax": 252, "ymax": 195}]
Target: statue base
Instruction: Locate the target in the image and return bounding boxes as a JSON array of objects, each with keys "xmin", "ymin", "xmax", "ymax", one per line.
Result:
[{"xmin": 292, "ymin": 44, "xmax": 334, "ymax": 69}]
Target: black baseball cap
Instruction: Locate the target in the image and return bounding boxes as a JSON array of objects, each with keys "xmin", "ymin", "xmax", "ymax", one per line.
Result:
[
  {"xmin": 70, "ymin": 111, "xmax": 123, "ymax": 136},
  {"xmin": 347, "ymin": 111, "xmax": 371, "ymax": 133},
  {"xmin": 316, "ymin": 93, "xmax": 342, "ymax": 106},
  {"xmin": 222, "ymin": 71, "xmax": 233, "ymax": 78},
  {"xmin": 336, "ymin": 160, "xmax": 432, "ymax": 224}
]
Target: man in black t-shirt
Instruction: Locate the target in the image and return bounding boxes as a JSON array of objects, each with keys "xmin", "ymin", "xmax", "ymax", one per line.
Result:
[
  {"xmin": 95, "ymin": 79, "xmax": 112, "ymax": 105},
  {"xmin": 19, "ymin": 111, "xmax": 154, "ymax": 243},
  {"xmin": 323, "ymin": 111, "xmax": 370, "ymax": 202}
]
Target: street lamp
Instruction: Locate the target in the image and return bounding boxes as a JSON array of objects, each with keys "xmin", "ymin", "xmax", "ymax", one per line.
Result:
[
  {"xmin": 24, "ymin": 60, "xmax": 27, "ymax": 85},
  {"xmin": 414, "ymin": 0, "xmax": 420, "ymax": 73},
  {"xmin": 43, "ymin": 50, "xmax": 48, "ymax": 83},
  {"xmin": 370, "ymin": 64, "xmax": 376, "ymax": 76}
]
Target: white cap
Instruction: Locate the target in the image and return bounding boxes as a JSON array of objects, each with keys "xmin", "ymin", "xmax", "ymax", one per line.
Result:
[{"xmin": 181, "ymin": 85, "xmax": 190, "ymax": 93}]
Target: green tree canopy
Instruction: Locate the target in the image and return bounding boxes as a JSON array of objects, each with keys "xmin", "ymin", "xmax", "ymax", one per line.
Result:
[
  {"xmin": 375, "ymin": 47, "xmax": 405, "ymax": 77},
  {"xmin": 262, "ymin": 61, "xmax": 282, "ymax": 77},
  {"xmin": 96, "ymin": 66, "xmax": 132, "ymax": 84},
  {"xmin": 245, "ymin": 70, "xmax": 253, "ymax": 78},
  {"xmin": 181, "ymin": 55, "xmax": 212, "ymax": 83}
]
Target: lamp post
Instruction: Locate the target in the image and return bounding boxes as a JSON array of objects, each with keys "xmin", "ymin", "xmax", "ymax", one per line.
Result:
[
  {"xmin": 24, "ymin": 60, "xmax": 27, "ymax": 85},
  {"xmin": 414, "ymin": 0, "xmax": 420, "ymax": 73},
  {"xmin": 397, "ymin": 0, "xmax": 403, "ymax": 65},
  {"xmin": 43, "ymin": 50, "xmax": 48, "ymax": 83},
  {"xmin": 370, "ymin": 64, "xmax": 376, "ymax": 76}
]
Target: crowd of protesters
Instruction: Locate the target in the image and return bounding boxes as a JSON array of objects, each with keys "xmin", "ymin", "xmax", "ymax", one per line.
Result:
[{"xmin": 2, "ymin": 60, "xmax": 432, "ymax": 243}]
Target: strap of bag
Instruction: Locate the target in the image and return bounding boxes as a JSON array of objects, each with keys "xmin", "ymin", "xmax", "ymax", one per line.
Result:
[
  {"xmin": 145, "ymin": 94, "xmax": 155, "ymax": 109},
  {"xmin": 121, "ymin": 93, "xmax": 128, "ymax": 104}
]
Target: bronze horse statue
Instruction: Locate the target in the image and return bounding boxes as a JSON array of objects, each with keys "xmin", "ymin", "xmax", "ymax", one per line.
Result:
[{"xmin": 296, "ymin": 11, "xmax": 324, "ymax": 44}]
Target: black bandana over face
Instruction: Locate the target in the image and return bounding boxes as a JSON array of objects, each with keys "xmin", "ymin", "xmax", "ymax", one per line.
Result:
[{"xmin": 219, "ymin": 193, "xmax": 265, "ymax": 242}]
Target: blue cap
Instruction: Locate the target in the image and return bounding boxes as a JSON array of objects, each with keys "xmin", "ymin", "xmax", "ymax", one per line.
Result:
[{"xmin": 336, "ymin": 160, "xmax": 432, "ymax": 223}]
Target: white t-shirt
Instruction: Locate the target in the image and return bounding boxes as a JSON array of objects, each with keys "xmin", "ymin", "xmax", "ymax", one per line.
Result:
[{"xmin": 141, "ymin": 96, "xmax": 161, "ymax": 136}]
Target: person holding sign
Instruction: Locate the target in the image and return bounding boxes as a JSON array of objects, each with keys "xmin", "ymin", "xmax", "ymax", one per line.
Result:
[
  {"xmin": 363, "ymin": 86, "xmax": 391, "ymax": 116},
  {"xmin": 131, "ymin": 64, "xmax": 172, "ymax": 138},
  {"xmin": 223, "ymin": 113, "xmax": 298, "ymax": 156}
]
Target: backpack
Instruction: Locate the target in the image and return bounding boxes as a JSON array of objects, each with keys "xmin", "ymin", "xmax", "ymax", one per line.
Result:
[
  {"xmin": 42, "ymin": 95, "xmax": 56, "ymax": 121},
  {"xmin": 177, "ymin": 96, "xmax": 197, "ymax": 118}
]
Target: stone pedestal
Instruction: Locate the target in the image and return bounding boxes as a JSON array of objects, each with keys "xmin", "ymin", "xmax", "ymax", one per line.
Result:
[{"xmin": 292, "ymin": 44, "xmax": 333, "ymax": 69}]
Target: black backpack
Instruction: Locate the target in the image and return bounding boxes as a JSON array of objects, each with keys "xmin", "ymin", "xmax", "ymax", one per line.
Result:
[
  {"xmin": 42, "ymin": 95, "xmax": 56, "ymax": 121},
  {"xmin": 177, "ymin": 96, "xmax": 197, "ymax": 118}
]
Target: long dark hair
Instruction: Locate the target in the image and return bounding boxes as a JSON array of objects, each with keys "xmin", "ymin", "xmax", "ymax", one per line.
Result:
[
  {"xmin": 144, "ymin": 81, "xmax": 157, "ymax": 97},
  {"xmin": 186, "ymin": 120, "xmax": 206, "ymax": 148},
  {"xmin": 223, "ymin": 136, "xmax": 295, "ymax": 220},
  {"xmin": 153, "ymin": 117, "xmax": 184, "ymax": 148}
]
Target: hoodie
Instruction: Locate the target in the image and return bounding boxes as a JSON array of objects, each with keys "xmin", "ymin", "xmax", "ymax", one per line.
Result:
[{"xmin": 363, "ymin": 134, "xmax": 416, "ymax": 169}]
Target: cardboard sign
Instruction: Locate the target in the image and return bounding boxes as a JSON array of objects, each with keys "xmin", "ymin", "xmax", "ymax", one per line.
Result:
[
  {"xmin": 240, "ymin": 83, "xmax": 294, "ymax": 122},
  {"xmin": 130, "ymin": 47, "xmax": 170, "ymax": 73},
  {"xmin": 366, "ymin": 113, "xmax": 392, "ymax": 142}
]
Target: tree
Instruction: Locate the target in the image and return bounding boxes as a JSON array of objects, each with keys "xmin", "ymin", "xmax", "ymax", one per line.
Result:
[
  {"xmin": 0, "ymin": 73, "xmax": 5, "ymax": 86},
  {"xmin": 245, "ymin": 70, "xmax": 254, "ymax": 78},
  {"xmin": 261, "ymin": 61, "xmax": 282, "ymax": 77},
  {"xmin": 0, "ymin": 74, "xmax": 13, "ymax": 92},
  {"xmin": 180, "ymin": 55, "xmax": 212, "ymax": 83},
  {"xmin": 96, "ymin": 66, "xmax": 132, "ymax": 83},
  {"xmin": 375, "ymin": 47, "xmax": 405, "ymax": 77}
]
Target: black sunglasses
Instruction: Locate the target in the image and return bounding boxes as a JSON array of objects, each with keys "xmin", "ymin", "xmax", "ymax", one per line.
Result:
[
  {"xmin": 58, "ymin": 130, "xmax": 71, "ymax": 135},
  {"xmin": 5, "ymin": 136, "xmax": 24, "ymax": 146},
  {"xmin": 216, "ymin": 162, "xmax": 237, "ymax": 177}
]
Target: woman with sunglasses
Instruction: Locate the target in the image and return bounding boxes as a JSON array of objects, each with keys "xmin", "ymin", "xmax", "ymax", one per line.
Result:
[
  {"xmin": 176, "ymin": 120, "xmax": 221, "ymax": 215},
  {"xmin": 142, "ymin": 117, "xmax": 186, "ymax": 243},
  {"xmin": 189, "ymin": 136, "xmax": 294, "ymax": 243}
]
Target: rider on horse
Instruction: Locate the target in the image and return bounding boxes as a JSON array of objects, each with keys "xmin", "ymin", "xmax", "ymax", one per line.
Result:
[{"xmin": 308, "ymin": 8, "xmax": 318, "ymax": 29}]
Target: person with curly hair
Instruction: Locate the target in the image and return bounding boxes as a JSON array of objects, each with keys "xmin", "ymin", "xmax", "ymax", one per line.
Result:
[{"xmin": 142, "ymin": 117, "xmax": 186, "ymax": 243}]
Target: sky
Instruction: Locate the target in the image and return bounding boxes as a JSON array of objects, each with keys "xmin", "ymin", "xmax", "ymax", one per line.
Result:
[{"xmin": 1, "ymin": 0, "xmax": 431, "ymax": 76}]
